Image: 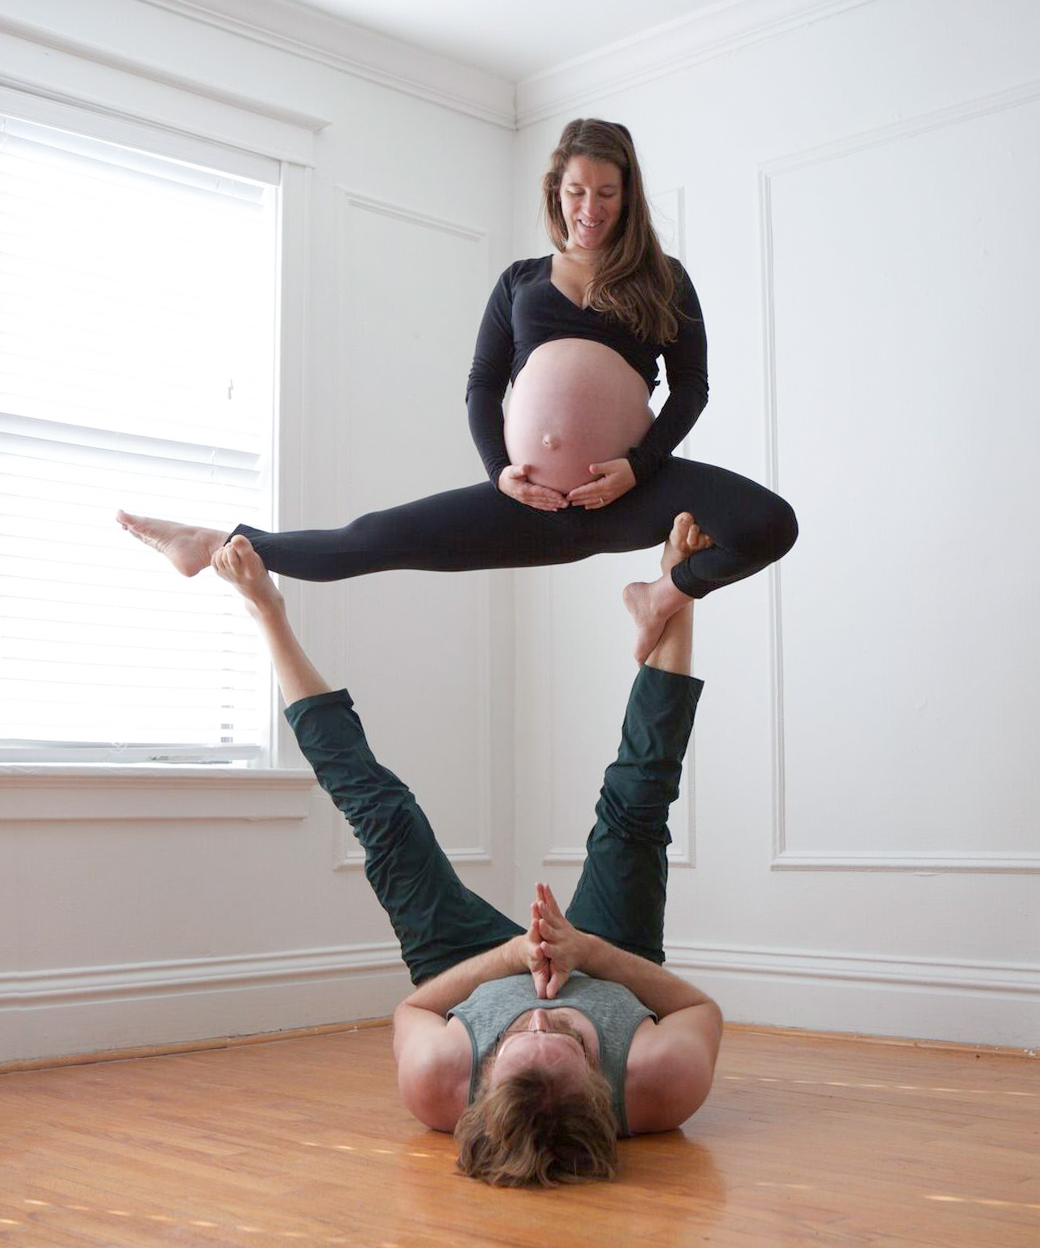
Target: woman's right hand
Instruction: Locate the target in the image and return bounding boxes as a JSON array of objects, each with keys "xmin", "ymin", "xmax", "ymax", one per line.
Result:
[{"xmin": 498, "ymin": 464, "xmax": 569, "ymax": 511}]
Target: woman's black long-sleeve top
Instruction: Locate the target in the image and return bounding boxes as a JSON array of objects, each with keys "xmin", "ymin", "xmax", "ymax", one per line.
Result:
[{"xmin": 465, "ymin": 255, "xmax": 709, "ymax": 487}]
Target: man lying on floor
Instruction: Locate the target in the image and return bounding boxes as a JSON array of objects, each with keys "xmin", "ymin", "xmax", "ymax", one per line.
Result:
[{"xmin": 208, "ymin": 516, "xmax": 723, "ymax": 1186}]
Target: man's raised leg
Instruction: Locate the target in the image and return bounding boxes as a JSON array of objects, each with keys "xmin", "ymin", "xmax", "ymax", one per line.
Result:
[
  {"xmin": 212, "ymin": 536, "xmax": 522, "ymax": 983},
  {"xmin": 211, "ymin": 535, "xmax": 329, "ymax": 703},
  {"xmin": 564, "ymin": 515, "xmax": 705, "ymax": 963}
]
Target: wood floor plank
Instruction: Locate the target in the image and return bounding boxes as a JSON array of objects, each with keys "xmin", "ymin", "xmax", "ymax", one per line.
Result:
[{"xmin": 1, "ymin": 1026, "xmax": 1036, "ymax": 1248}]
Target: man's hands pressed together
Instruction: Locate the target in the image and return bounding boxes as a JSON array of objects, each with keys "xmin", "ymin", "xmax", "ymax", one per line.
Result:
[{"xmin": 519, "ymin": 882, "xmax": 589, "ymax": 999}]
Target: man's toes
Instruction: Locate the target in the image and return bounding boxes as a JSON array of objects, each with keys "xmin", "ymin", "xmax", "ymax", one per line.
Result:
[
  {"xmin": 666, "ymin": 514, "xmax": 691, "ymax": 555},
  {"xmin": 684, "ymin": 525, "xmax": 704, "ymax": 554}
]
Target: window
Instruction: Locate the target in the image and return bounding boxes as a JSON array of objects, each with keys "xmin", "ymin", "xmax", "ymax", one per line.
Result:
[{"xmin": 0, "ymin": 115, "xmax": 279, "ymax": 764}]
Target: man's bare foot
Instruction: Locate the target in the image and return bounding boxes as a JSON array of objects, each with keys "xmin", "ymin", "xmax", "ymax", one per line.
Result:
[
  {"xmin": 623, "ymin": 514, "xmax": 711, "ymax": 664},
  {"xmin": 661, "ymin": 513, "xmax": 711, "ymax": 572},
  {"xmin": 210, "ymin": 535, "xmax": 283, "ymax": 619},
  {"xmin": 116, "ymin": 510, "xmax": 229, "ymax": 577}
]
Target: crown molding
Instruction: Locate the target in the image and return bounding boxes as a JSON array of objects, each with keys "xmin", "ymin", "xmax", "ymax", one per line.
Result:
[
  {"xmin": 516, "ymin": 0, "xmax": 877, "ymax": 127},
  {"xmin": 0, "ymin": 10, "xmax": 330, "ymax": 137},
  {"xmin": 1, "ymin": 0, "xmax": 876, "ymax": 135},
  {"xmin": 139, "ymin": 0, "xmax": 516, "ymax": 129}
]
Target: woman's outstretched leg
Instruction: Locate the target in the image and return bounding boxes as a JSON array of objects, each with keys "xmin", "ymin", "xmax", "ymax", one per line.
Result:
[
  {"xmin": 118, "ymin": 484, "xmax": 588, "ymax": 582},
  {"xmin": 210, "ymin": 535, "xmax": 522, "ymax": 983}
]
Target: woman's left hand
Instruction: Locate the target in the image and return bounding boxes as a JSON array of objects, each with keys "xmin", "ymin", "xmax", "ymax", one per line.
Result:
[{"xmin": 567, "ymin": 457, "xmax": 637, "ymax": 510}]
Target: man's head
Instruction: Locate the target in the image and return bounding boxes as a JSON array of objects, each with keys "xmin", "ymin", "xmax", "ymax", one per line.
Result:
[
  {"xmin": 454, "ymin": 1008, "xmax": 618, "ymax": 1186},
  {"xmin": 487, "ymin": 1008, "xmax": 592, "ymax": 1093}
]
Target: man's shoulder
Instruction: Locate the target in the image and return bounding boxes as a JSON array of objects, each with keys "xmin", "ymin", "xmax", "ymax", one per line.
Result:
[
  {"xmin": 395, "ymin": 1008, "xmax": 473, "ymax": 1132},
  {"xmin": 624, "ymin": 1003, "xmax": 723, "ymax": 1133}
]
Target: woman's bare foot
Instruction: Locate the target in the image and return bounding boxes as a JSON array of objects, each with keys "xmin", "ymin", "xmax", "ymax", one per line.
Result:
[
  {"xmin": 210, "ymin": 535, "xmax": 284, "ymax": 619},
  {"xmin": 624, "ymin": 513, "xmax": 711, "ymax": 664},
  {"xmin": 115, "ymin": 510, "xmax": 229, "ymax": 577}
]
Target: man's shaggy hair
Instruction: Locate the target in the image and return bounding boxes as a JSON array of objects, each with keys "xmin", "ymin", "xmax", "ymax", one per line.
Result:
[{"xmin": 454, "ymin": 1066, "xmax": 619, "ymax": 1187}]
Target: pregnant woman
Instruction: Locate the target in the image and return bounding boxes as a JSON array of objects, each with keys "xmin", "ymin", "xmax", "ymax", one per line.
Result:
[{"xmin": 118, "ymin": 119, "xmax": 797, "ymax": 660}]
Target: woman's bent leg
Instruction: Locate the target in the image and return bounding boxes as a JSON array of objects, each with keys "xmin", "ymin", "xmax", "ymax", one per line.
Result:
[
  {"xmin": 286, "ymin": 689, "xmax": 522, "ymax": 983},
  {"xmin": 595, "ymin": 459, "xmax": 798, "ymax": 598},
  {"xmin": 564, "ymin": 665, "xmax": 703, "ymax": 964},
  {"xmin": 233, "ymin": 483, "xmax": 589, "ymax": 582}
]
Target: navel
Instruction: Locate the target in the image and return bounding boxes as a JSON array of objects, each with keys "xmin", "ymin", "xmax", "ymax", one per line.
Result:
[{"xmin": 541, "ymin": 432, "xmax": 561, "ymax": 451}]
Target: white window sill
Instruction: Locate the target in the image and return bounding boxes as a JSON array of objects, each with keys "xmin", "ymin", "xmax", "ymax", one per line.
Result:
[{"xmin": 0, "ymin": 767, "xmax": 315, "ymax": 823}]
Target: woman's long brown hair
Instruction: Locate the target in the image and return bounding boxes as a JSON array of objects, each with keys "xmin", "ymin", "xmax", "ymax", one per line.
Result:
[{"xmin": 542, "ymin": 118, "xmax": 680, "ymax": 344}]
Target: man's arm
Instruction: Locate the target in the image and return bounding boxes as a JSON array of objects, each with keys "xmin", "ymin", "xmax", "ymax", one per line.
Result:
[
  {"xmin": 563, "ymin": 930, "xmax": 722, "ymax": 1133},
  {"xmin": 581, "ymin": 936, "xmax": 722, "ymax": 1132},
  {"xmin": 399, "ymin": 934, "xmax": 530, "ymax": 1017},
  {"xmin": 578, "ymin": 932, "xmax": 717, "ymax": 1018},
  {"xmin": 624, "ymin": 1002, "xmax": 723, "ymax": 1133}
]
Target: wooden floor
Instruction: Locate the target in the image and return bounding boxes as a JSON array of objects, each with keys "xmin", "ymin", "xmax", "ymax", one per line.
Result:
[{"xmin": 1, "ymin": 1025, "xmax": 1037, "ymax": 1248}]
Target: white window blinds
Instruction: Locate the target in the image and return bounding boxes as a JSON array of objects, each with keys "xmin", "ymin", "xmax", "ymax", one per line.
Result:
[{"xmin": 0, "ymin": 115, "xmax": 278, "ymax": 763}]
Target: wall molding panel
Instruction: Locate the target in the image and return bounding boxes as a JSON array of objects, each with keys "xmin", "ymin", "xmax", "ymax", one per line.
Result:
[
  {"xmin": 758, "ymin": 78, "xmax": 1040, "ymax": 182},
  {"xmin": 761, "ymin": 80, "xmax": 1040, "ymax": 875},
  {"xmin": 771, "ymin": 851, "xmax": 1040, "ymax": 875},
  {"xmin": 334, "ymin": 188, "xmax": 488, "ymax": 245},
  {"xmin": 332, "ymin": 187, "xmax": 496, "ymax": 868}
]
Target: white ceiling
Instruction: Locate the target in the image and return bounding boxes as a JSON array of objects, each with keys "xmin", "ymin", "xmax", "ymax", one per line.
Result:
[{"xmin": 283, "ymin": 0, "xmax": 729, "ymax": 81}]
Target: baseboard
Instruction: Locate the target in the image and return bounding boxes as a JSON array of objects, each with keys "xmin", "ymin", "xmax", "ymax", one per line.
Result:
[
  {"xmin": 6, "ymin": 939, "xmax": 1037, "ymax": 1065},
  {"xmin": 0, "ymin": 944, "xmax": 411, "ymax": 1064},
  {"xmin": 0, "ymin": 1017, "xmax": 393, "ymax": 1073},
  {"xmin": 722, "ymin": 1021, "xmax": 1037, "ymax": 1059},
  {"xmin": 666, "ymin": 942, "xmax": 1040, "ymax": 1051}
]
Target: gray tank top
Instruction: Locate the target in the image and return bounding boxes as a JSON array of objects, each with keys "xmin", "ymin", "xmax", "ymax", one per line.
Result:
[{"xmin": 448, "ymin": 973, "xmax": 655, "ymax": 1136}]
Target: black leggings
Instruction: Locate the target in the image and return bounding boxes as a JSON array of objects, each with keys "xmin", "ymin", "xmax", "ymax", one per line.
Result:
[{"xmin": 233, "ymin": 456, "xmax": 797, "ymax": 598}]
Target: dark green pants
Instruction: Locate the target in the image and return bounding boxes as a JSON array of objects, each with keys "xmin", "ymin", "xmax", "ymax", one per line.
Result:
[{"xmin": 286, "ymin": 665, "xmax": 703, "ymax": 984}]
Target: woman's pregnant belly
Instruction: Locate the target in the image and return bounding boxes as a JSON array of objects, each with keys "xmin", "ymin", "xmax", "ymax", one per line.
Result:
[{"xmin": 504, "ymin": 339, "xmax": 653, "ymax": 495}]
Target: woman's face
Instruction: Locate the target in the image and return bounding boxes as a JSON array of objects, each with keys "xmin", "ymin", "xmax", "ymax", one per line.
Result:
[{"xmin": 559, "ymin": 155, "xmax": 624, "ymax": 254}]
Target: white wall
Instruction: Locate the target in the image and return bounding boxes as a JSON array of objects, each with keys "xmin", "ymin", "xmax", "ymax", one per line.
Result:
[
  {"xmin": 511, "ymin": 0, "xmax": 1040, "ymax": 1047},
  {"xmin": 0, "ymin": 0, "xmax": 517, "ymax": 1061}
]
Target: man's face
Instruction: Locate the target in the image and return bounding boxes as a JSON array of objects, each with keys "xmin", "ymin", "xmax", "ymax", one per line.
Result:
[{"xmin": 487, "ymin": 1008, "xmax": 595, "ymax": 1093}]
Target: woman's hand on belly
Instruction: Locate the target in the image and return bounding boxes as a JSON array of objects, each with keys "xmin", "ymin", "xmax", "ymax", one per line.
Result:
[
  {"xmin": 566, "ymin": 457, "xmax": 637, "ymax": 510},
  {"xmin": 498, "ymin": 463, "xmax": 570, "ymax": 511}
]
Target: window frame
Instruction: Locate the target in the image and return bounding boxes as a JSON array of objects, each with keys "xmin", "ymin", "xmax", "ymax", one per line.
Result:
[{"xmin": 0, "ymin": 78, "xmax": 317, "ymax": 802}]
